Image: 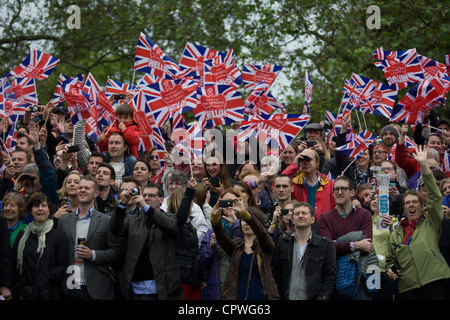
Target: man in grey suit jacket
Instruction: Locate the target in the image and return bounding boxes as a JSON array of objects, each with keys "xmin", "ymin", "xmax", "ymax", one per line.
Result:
[{"xmin": 58, "ymin": 175, "xmax": 122, "ymax": 300}]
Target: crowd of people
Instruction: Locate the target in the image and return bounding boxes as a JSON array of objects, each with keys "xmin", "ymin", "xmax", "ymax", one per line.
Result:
[{"xmin": 1, "ymin": 97, "xmax": 450, "ymax": 301}]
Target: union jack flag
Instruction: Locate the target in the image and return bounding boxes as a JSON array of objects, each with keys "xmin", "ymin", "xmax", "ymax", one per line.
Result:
[
  {"xmin": 1, "ymin": 77, "xmax": 16, "ymax": 101},
  {"xmin": 0, "ymin": 84, "xmax": 27, "ymax": 123},
  {"xmin": 62, "ymin": 76, "xmax": 92, "ymax": 124},
  {"xmin": 172, "ymin": 113, "xmax": 205, "ymax": 160},
  {"xmin": 7, "ymin": 48, "xmax": 60, "ymax": 80},
  {"xmin": 244, "ymin": 81, "xmax": 284, "ymax": 116},
  {"xmin": 238, "ymin": 114, "xmax": 310, "ymax": 150},
  {"xmin": 350, "ymin": 73, "xmax": 397, "ymax": 119},
  {"xmin": 304, "ymin": 70, "xmax": 313, "ymax": 114},
  {"xmin": 335, "ymin": 130, "xmax": 377, "ymax": 159},
  {"xmin": 203, "ymin": 49, "xmax": 243, "ymax": 89},
  {"xmin": 178, "ymin": 42, "xmax": 219, "ymax": 85},
  {"xmin": 136, "ymin": 73, "xmax": 161, "ymax": 89},
  {"xmin": 418, "ymin": 55, "xmax": 448, "ymax": 80},
  {"xmin": 51, "ymin": 74, "xmax": 85, "ymax": 106},
  {"xmin": 128, "ymin": 87, "xmax": 167, "ymax": 162},
  {"xmin": 241, "ymin": 63, "xmax": 283, "ymax": 91},
  {"xmin": 193, "ymin": 84, "xmax": 244, "ymax": 128},
  {"xmin": 10, "ymin": 78, "xmax": 38, "ymax": 105},
  {"xmin": 4, "ymin": 120, "xmax": 18, "ymax": 154},
  {"xmin": 83, "ymin": 73, "xmax": 116, "ymax": 126},
  {"xmin": 105, "ymin": 77, "xmax": 138, "ymax": 102},
  {"xmin": 373, "ymin": 47, "xmax": 425, "ymax": 90},
  {"xmin": 390, "ymin": 76, "xmax": 450, "ymax": 125},
  {"xmin": 444, "ymin": 150, "xmax": 450, "ymax": 173},
  {"xmin": 145, "ymin": 78, "xmax": 198, "ymax": 127},
  {"xmin": 134, "ymin": 32, "xmax": 180, "ymax": 79}
]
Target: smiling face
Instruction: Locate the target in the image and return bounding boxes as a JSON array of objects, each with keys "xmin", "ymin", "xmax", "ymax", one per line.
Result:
[
  {"xmin": 281, "ymin": 145, "xmax": 296, "ymax": 166},
  {"xmin": 77, "ymin": 179, "xmax": 99, "ymax": 205},
  {"xmin": 205, "ymin": 156, "xmax": 221, "ymax": 177},
  {"xmin": 65, "ymin": 173, "xmax": 81, "ymax": 197},
  {"xmin": 382, "ymin": 130, "xmax": 397, "ymax": 147},
  {"xmin": 133, "ymin": 161, "xmax": 151, "ymax": 183},
  {"xmin": 2, "ymin": 199, "xmax": 20, "ymax": 223}
]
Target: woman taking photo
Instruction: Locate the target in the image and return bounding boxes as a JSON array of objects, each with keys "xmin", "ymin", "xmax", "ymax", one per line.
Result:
[
  {"xmin": 211, "ymin": 196, "xmax": 279, "ymax": 300},
  {"xmin": 2, "ymin": 192, "xmax": 27, "ymax": 247},
  {"xmin": 12, "ymin": 192, "xmax": 69, "ymax": 300},
  {"xmin": 54, "ymin": 170, "xmax": 82, "ymax": 220},
  {"xmin": 201, "ymin": 153, "xmax": 234, "ymax": 207}
]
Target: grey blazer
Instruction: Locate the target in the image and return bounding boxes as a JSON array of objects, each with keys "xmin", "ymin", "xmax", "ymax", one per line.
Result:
[{"xmin": 57, "ymin": 209, "xmax": 123, "ymax": 299}]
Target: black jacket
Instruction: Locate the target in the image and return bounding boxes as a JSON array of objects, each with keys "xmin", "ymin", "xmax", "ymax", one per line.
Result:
[{"xmin": 272, "ymin": 231, "xmax": 337, "ymax": 300}]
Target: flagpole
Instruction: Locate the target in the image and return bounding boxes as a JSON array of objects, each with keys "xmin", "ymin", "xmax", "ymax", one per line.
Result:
[
  {"xmin": 361, "ymin": 111, "xmax": 368, "ymax": 131},
  {"xmin": 353, "ymin": 109, "xmax": 362, "ymax": 130},
  {"xmin": 340, "ymin": 158, "xmax": 356, "ymax": 177},
  {"xmin": 267, "ymin": 144, "xmax": 287, "ymax": 174},
  {"xmin": 131, "ymin": 70, "xmax": 136, "ymax": 89},
  {"xmin": 104, "ymin": 119, "xmax": 116, "ymax": 136}
]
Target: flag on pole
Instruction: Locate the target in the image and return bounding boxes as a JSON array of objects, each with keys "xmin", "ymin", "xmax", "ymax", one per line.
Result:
[
  {"xmin": 193, "ymin": 84, "xmax": 244, "ymax": 128},
  {"xmin": 178, "ymin": 42, "xmax": 219, "ymax": 85},
  {"xmin": 241, "ymin": 63, "xmax": 283, "ymax": 91},
  {"xmin": 9, "ymin": 78, "xmax": 38, "ymax": 105},
  {"xmin": 244, "ymin": 81, "xmax": 284, "ymax": 116},
  {"xmin": 4, "ymin": 120, "xmax": 18, "ymax": 154},
  {"xmin": 105, "ymin": 77, "xmax": 138, "ymax": 101},
  {"xmin": 238, "ymin": 114, "xmax": 310, "ymax": 150},
  {"xmin": 373, "ymin": 47, "xmax": 425, "ymax": 90},
  {"xmin": 62, "ymin": 76, "xmax": 92, "ymax": 123},
  {"xmin": 7, "ymin": 48, "xmax": 60, "ymax": 80},
  {"xmin": 0, "ymin": 77, "xmax": 16, "ymax": 101},
  {"xmin": 203, "ymin": 49, "xmax": 242, "ymax": 88},
  {"xmin": 304, "ymin": 71, "xmax": 313, "ymax": 114},
  {"xmin": 172, "ymin": 112, "xmax": 205, "ymax": 160},
  {"xmin": 83, "ymin": 73, "xmax": 116, "ymax": 125},
  {"xmin": 335, "ymin": 130, "xmax": 377, "ymax": 159}
]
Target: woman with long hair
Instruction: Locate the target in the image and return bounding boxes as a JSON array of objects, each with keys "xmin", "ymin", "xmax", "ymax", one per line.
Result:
[
  {"xmin": 2, "ymin": 192, "xmax": 27, "ymax": 247},
  {"xmin": 201, "ymin": 153, "xmax": 234, "ymax": 207},
  {"xmin": 12, "ymin": 192, "xmax": 68, "ymax": 300},
  {"xmin": 54, "ymin": 170, "xmax": 82, "ymax": 220},
  {"xmin": 211, "ymin": 196, "xmax": 279, "ymax": 300}
]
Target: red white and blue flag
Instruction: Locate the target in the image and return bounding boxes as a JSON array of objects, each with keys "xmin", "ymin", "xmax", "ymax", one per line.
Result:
[
  {"xmin": 244, "ymin": 81, "xmax": 284, "ymax": 116},
  {"xmin": 9, "ymin": 78, "xmax": 38, "ymax": 105},
  {"xmin": 238, "ymin": 114, "xmax": 310, "ymax": 150},
  {"xmin": 145, "ymin": 78, "xmax": 198, "ymax": 127},
  {"xmin": 51, "ymin": 74, "xmax": 85, "ymax": 106},
  {"xmin": 134, "ymin": 32, "xmax": 180, "ymax": 79},
  {"xmin": 105, "ymin": 77, "xmax": 138, "ymax": 101},
  {"xmin": 203, "ymin": 49, "xmax": 243, "ymax": 89},
  {"xmin": 193, "ymin": 84, "xmax": 244, "ymax": 128},
  {"xmin": 418, "ymin": 55, "xmax": 448, "ymax": 80},
  {"xmin": 0, "ymin": 84, "xmax": 27, "ymax": 123},
  {"xmin": 83, "ymin": 73, "xmax": 116, "ymax": 126},
  {"xmin": 373, "ymin": 47, "xmax": 425, "ymax": 90},
  {"xmin": 0, "ymin": 77, "xmax": 16, "ymax": 101},
  {"xmin": 4, "ymin": 120, "xmax": 18, "ymax": 154},
  {"xmin": 350, "ymin": 73, "xmax": 397, "ymax": 119},
  {"xmin": 335, "ymin": 130, "xmax": 377, "ymax": 159},
  {"xmin": 178, "ymin": 42, "xmax": 219, "ymax": 84},
  {"xmin": 136, "ymin": 73, "xmax": 161, "ymax": 89},
  {"xmin": 62, "ymin": 76, "xmax": 92, "ymax": 124},
  {"xmin": 7, "ymin": 48, "xmax": 60, "ymax": 80},
  {"xmin": 340, "ymin": 78, "xmax": 360, "ymax": 113},
  {"xmin": 241, "ymin": 63, "xmax": 283, "ymax": 91},
  {"xmin": 304, "ymin": 70, "xmax": 313, "ymax": 114},
  {"xmin": 172, "ymin": 113, "xmax": 205, "ymax": 160},
  {"xmin": 445, "ymin": 54, "xmax": 450, "ymax": 74},
  {"xmin": 390, "ymin": 76, "xmax": 450, "ymax": 125}
]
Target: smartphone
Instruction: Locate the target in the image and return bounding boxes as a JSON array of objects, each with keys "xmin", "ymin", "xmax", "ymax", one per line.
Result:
[
  {"xmin": 113, "ymin": 93, "xmax": 126, "ymax": 100},
  {"xmin": 67, "ymin": 145, "xmax": 80, "ymax": 153},
  {"xmin": 219, "ymin": 199, "xmax": 233, "ymax": 207}
]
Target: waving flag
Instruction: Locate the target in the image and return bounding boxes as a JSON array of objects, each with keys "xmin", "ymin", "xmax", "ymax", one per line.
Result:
[
  {"xmin": 373, "ymin": 47, "xmax": 425, "ymax": 90},
  {"xmin": 62, "ymin": 77, "xmax": 92, "ymax": 123},
  {"xmin": 238, "ymin": 114, "xmax": 310, "ymax": 150},
  {"xmin": 418, "ymin": 55, "xmax": 448, "ymax": 80},
  {"xmin": 83, "ymin": 73, "xmax": 116, "ymax": 125},
  {"xmin": 105, "ymin": 77, "xmax": 137, "ymax": 100},
  {"xmin": 244, "ymin": 81, "xmax": 284, "ymax": 116},
  {"xmin": 134, "ymin": 32, "xmax": 180, "ymax": 78},
  {"xmin": 10, "ymin": 78, "xmax": 38, "ymax": 105},
  {"xmin": 0, "ymin": 83, "xmax": 27, "ymax": 122},
  {"xmin": 145, "ymin": 78, "xmax": 198, "ymax": 127},
  {"xmin": 193, "ymin": 84, "xmax": 244, "ymax": 128},
  {"xmin": 51, "ymin": 74, "xmax": 85, "ymax": 106},
  {"xmin": 390, "ymin": 76, "xmax": 450, "ymax": 125},
  {"xmin": 7, "ymin": 48, "xmax": 59, "ymax": 80},
  {"xmin": 203, "ymin": 49, "xmax": 242, "ymax": 88},
  {"xmin": 350, "ymin": 73, "xmax": 397, "ymax": 119},
  {"xmin": 335, "ymin": 130, "xmax": 377, "ymax": 159},
  {"xmin": 178, "ymin": 42, "xmax": 219, "ymax": 84},
  {"xmin": 172, "ymin": 113, "xmax": 205, "ymax": 160},
  {"xmin": 1, "ymin": 77, "xmax": 17, "ymax": 101},
  {"xmin": 339, "ymin": 78, "xmax": 360, "ymax": 113},
  {"xmin": 304, "ymin": 70, "xmax": 313, "ymax": 114},
  {"xmin": 4, "ymin": 120, "xmax": 18, "ymax": 154},
  {"xmin": 137, "ymin": 73, "xmax": 161, "ymax": 89},
  {"xmin": 241, "ymin": 63, "xmax": 283, "ymax": 91}
]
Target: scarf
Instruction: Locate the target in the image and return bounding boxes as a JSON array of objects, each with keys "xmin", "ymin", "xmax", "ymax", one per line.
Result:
[{"xmin": 17, "ymin": 219, "xmax": 54, "ymax": 273}]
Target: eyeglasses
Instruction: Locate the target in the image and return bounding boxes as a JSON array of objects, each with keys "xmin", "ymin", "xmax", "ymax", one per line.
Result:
[
  {"xmin": 143, "ymin": 193, "xmax": 158, "ymax": 198},
  {"xmin": 380, "ymin": 167, "xmax": 395, "ymax": 172},
  {"xmin": 147, "ymin": 154, "xmax": 156, "ymax": 160},
  {"xmin": 333, "ymin": 187, "xmax": 351, "ymax": 193}
]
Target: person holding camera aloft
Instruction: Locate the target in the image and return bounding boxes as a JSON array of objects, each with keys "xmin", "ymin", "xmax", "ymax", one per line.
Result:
[
  {"xmin": 211, "ymin": 196, "xmax": 279, "ymax": 300},
  {"xmin": 201, "ymin": 153, "xmax": 234, "ymax": 207},
  {"xmin": 281, "ymin": 148, "xmax": 335, "ymax": 231}
]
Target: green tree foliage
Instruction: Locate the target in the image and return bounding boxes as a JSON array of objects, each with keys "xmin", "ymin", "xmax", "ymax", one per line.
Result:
[{"xmin": 0, "ymin": 0, "xmax": 448, "ymax": 133}]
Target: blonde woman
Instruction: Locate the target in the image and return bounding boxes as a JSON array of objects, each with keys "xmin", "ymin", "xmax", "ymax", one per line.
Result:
[{"xmin": 55, "ymin": 170, "xmax": 82, "ymax": 219}]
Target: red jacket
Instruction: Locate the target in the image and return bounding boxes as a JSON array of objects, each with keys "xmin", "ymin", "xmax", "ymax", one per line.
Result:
[
  {"xmin": 282, "ymin": 163, "xmax": 335, "ymax": 220},
  {"xmin": 97, "ymin": 121, "xmax": 141, "ymax": 159}
]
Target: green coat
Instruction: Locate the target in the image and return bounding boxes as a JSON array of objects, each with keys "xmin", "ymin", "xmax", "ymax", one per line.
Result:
[{"xmin": 386, "ymin": 173, "xmax": 450, "ymax": 294}]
